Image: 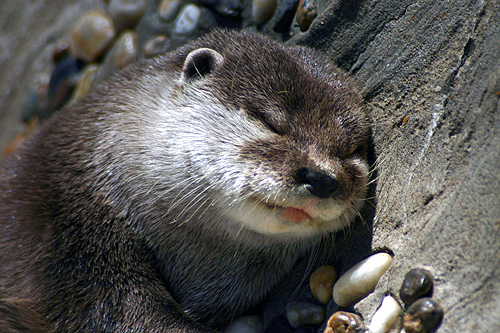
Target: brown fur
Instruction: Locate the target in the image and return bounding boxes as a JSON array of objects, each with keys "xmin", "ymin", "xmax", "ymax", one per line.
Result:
[{"xmin": 0, "ymin": 30, "xmax": 369, "ymax": 331}]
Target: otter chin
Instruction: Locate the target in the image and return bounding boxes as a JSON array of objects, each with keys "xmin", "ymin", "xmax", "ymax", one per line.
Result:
[{"xmin": 0, "ymin": 29, "xmax": 370, "ymax": 331}]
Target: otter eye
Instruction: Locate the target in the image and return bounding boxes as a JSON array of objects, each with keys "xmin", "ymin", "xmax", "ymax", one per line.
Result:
[
  {"xmin": 248, "ymin": 110, "xmax": 281, "ymax": 134},
  {"xmin": 350, "ymin": 145, "xmax": 366, "ymax": 157}
]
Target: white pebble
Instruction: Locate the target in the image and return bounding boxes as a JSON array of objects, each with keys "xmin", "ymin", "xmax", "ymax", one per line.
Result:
[
  {"xmin": 333, "ymin": 253, "xmax": 393, "ymax": 307},
  {"xmin": 173, "ymin": 4, "xmax": 201, "ymax": 35},
  {"xmin": 286, "ymin": 301, "xmax": 325, "ymax": 329},
  {"xmin": 224, "ymin": 315, "xmax": 263, "ymax": 333},
  {"xmin": 368, "ymin": 296, "xmax": 402, "ymax": 333}
]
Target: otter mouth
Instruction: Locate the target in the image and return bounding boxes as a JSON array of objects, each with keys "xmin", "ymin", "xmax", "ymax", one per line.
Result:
[{"xmin": 262, "ymin": 202, "xmax": 313, "ymax": 224}]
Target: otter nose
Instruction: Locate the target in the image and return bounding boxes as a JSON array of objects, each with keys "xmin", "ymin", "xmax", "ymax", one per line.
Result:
[{"xmin": 297, "ymin": 168, "xmax": 338, "ymax": 199}]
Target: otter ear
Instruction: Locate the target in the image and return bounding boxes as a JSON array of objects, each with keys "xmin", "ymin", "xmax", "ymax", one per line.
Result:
[{"xmin": 181, "ymin": 48, "xmax": 224, "ymax": 82}]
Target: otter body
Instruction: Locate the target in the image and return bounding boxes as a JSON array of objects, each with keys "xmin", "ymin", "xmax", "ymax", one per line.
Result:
[{"xmin": 0, "ymin": 30, "xmax": 369, "ymax": 331}]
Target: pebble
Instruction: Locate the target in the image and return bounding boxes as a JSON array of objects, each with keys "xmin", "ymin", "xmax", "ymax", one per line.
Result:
[
  {"xmin": 252, "ymin": 0, "xmax": 278, "ymax": 25},
  {"xmin": 52, "ymin": 40, "xmax": 71, "ymax": 64},
  {"xmin": 158, "ymin": 0, "xmax": 183, "ymax": 22},
  {"xmin": 368, "ymin": 296, "xmax": 402, "ymax": 333},
  {"xmin": 199, "ymin": 0, "xmax": 242, "ymax": 17},
  {"xmin": 143, "ymin": 35, "xmax": 170, "ymax": 57},
  {"xmin": 310, "ymin": 265, "xmax": 337, "ymax": 304},
  {"xmin": 403, "ymin": 298, "xmax": 443, "ymax": 333},
  {"xmin": 47, "ymin": 56, "xmax": 86, "ymax": 111},
  {"xmin": 70, "ymin": 10, "xmax": 116, "ymax": 62},
  {"xmin": 333, "ymin": 253, "xmax": 393, "ymax": 307},
  {"xmin": 325, "ymin": 311, "xmax": 365, "ymax": 333},
  {"xmin": 111, "ymin": 30, "xmax": 138, "ymax": 69},
  {"xmin": 173, "ymin": 4, "xmax": 202, "ymax": 35},
  {"xmin": 224, "ymin": 315, "xmax": 263, "ymax": 333},
  {"xmin": 399, "ymin": 268, "xmax": 434, "ymax": 306},
  {"xmin": 93, "ymin": 30, "xmax": 138, "ymax": 85},
  {"xmin": 70, "ymin": 64, "xmax": 99, "ymax": 103},
  {"xmin": 108, "ymin": 0, "xmax": 146, "ymax": 32},
  {"xmin": 273, "ymin": 0, "xmax": 299, "ymax": 33},
  {"xmin": 286, "ymin": 301, "xmax": 325, "ymax": 329},
  {"xmin": 21, "ymin": 89, "xmax": 49, "ymax": 123},
  {"xmin": 296, "ymin": 0, "xmax": 318, "ymax": 32}
]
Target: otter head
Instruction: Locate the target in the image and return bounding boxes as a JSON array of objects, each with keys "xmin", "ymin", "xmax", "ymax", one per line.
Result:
[{"xmin": 140, "ymin": 33, "xmax": 370, "ymax": 242}]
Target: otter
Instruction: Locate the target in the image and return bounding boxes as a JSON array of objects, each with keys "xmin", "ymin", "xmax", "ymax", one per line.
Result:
[{"xmin": 0, "ymin": 30, "xmax": 370, "ymax": 331}]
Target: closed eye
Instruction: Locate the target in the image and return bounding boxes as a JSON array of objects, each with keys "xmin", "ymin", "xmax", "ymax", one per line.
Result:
[{"xmin": 249, "ymin": 111, "xmax": 281, "ymax": 135}]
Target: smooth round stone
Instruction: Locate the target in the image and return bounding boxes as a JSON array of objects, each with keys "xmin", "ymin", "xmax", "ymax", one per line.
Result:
[
  {"xmin": 21, "ymin": 89, "xmax": 49, "ymax": 123},
  {"xmin": 310, "ymin": 265, "xmax": 337, "ymax": 304},
  {"xmin": 112, "ymin": 30, "xmax": 138, "ymax": 69},
  {"xmin": 70, "ymin": 10, "xmax": 116, "ymax": 62},
  {"xmin": 173, "ymin": 4, "xmax": 201, "ymax": 35},
  {"xmin": 286, "ymin": 301, "xmax": 325, "ymax": 329},
  {"xmin": 200, "ymin": 0, "xmax": 242, "ymax": 17},
  {"xmin": 70, "ymin": 64, "xmax": 99, "ymax": 104},
  {"xmin": 158, "ymin": 0, "xmax": 182, "ymax": 22},
  {"xmin": 403, "ymin": 298, "xmax": 443, "ymax": 333},
  {"xmin": 400, "ymin": 268, "xmax": 434, "ymax": 306},
  {"xmin": 143, "ymin": 35, "xmax": 170, "ymax": 57},
  {"xmin": 108, "ymin": 0, "xmax": 146, "ymax": 32},
  {"xmin": 368, "ymin": 296, "xmax": 402, "ymax": 333},
  {"xmin": 296, "ymin": 0, "xmax": 317, "ymax": 32},
  {"xmin": 224, "ymin": 315, "xmax": 263, "ymax": 333},
  {"xmin": 52, "ymin": 40, "xmax": 71, "ymax": 64},
  {"xmin": 47, "ymin": 56, "xmax": 86, "ymax": 111},
  {"xmin": 333, "ymin": 253, "xmax": 393, "ymax": 307},
  {"xmin": 325, "ymin": 311, "xmax": 365, "ymax": 333},
  {"xmin": 252, "ymin": 0, "xmax": 278, "ymax": 25},
  {"xmin": 93, "ymin": 31, "xmax": 137, "ymax": 85}
]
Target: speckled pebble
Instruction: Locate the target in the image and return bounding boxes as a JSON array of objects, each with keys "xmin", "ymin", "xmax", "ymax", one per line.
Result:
[
  {"xmin": 325, "ymin": 311, "xmax": 365, "ymax": 333},
  {"xmin": 286, "ymin": 301, "xmax": 325, "ymax": 329},
  {"xmin": 296, "ymin": 0, "xmax": 317, "ymax": 32},
  {"xmin": 158, "ymin": 0, "xmax": 182, "ymax": 22},
  {"xmin": 368, "ymin": 296, "xmax": 402, "ymax": 333},
  {"xmin": 224, "ymin": 315, "xmax": 263, "ymax": 333},
  {"xmin": 70, "ymin": 10, "xmax": 116, "ymax": 62},
  {"xmin": 108, "ymin": 0, "xmax": 146, "ymax": 32},
  {"xmin": 173, "ymin": 4, "xmax": 201, "ymax": 35},
  {"xmin": 252, "ymin": 0, "xmax": 278, "ymax": 25},
  {"xmin": 273, "ymin": 0, "xmax": 299, "ymax": 33},
  {"xmin": 400, "ymin": 268, "xmax": 434, "ymax": 306},
  {"xmin": 403, "ymin": 298, "xmax": 443, "ymax": 333},
  {"xmin": 333, "ymin": 253, "xmax": 393, "ymax": 307},
  {"xmin": 143, "ymin": 35, "xmax": 170, "ymax": 57},
  {"xmin": 310, "ymin": 265, "xmax": 337, "ymax": 304}
]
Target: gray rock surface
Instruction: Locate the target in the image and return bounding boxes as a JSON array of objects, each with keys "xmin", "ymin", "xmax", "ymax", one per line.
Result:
[
  {"xmin": 292, "ymin": 0, "xmax": 500, "ymax": 331},
  {"xmin": 1, "ymin": 0, "xmax": 499, "ymax": 331}
]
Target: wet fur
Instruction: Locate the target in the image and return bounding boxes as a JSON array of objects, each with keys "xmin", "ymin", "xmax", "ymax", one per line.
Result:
[{"xmin": 0, "ymin": 30, "xmax": 369, "ymax": 331}]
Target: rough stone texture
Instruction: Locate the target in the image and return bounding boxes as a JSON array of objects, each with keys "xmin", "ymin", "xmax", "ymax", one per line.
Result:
[
  {"xmin": 1, "ymin": 0, "xmax": 499, "ymax": 332},
  {"xmin": 0, "ymin": 0, "xmax": 104, "ymax": 151},
  {"xmin": 291, "ymin": 0, "xmax": 500, "ymax": 332}
]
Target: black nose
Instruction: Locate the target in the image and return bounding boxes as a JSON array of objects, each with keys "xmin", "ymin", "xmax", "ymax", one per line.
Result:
[{"xmin": 296, "ymin": 168, "xmax": 338, "ymax": 199}]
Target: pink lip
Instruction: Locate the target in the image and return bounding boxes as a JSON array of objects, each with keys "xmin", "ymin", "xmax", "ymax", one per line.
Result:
[{"xmin": 281, "ymin": 206, "xmax": 311, "ymax": 223}]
